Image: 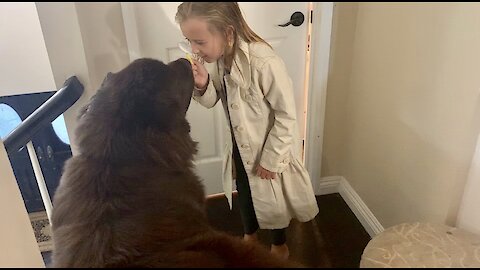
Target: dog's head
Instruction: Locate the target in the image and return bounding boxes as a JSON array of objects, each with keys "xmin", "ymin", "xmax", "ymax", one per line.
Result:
[
  {"xmin": 76, "ymin": 58, "xmax": 195, "ymax": 158},
  {"xmin": 88, "ymin": 58, "xmax": 193, "ymax": 127}
]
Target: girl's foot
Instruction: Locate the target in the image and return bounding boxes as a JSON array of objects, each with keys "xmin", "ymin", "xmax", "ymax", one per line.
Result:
[
  {"xmin": 270, "ymin": 243, "xmax": 289, "ymax": 260},
  {"xmin": 243, "ymin": 233, "xmax": 258, "ymax": 243}
]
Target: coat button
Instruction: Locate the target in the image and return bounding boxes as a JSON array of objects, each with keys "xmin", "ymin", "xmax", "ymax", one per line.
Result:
[
  {"xmin": 247, "ymin": 161, "xmax": 253, "ymax": 165},
  {"xmin": 231, "ymin": 103, "xmax": 239, "ymax": 110},
  {"xmin": 241, "ymin": 144, "xmax": 249, "ymax": 149},
  {"xmin": 282, "ymin": 158, "xmax": 289, "ymax": 164},
  {"xmin": 236, "ymin": 126, "xmax": 244, "ymax": 132}
]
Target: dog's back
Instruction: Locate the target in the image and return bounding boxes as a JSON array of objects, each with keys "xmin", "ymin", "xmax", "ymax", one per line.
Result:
[{"xmin": 51, "ymin": 58, "xmax": 300, "ymax": 267}]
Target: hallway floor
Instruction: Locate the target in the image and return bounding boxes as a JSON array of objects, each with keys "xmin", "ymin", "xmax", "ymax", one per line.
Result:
[
  {"xmin": 206, "ymin": 193, "xmax": 371, "ymax": 268},
  {"xmin": 42, "ymin": 193, "xmax": 371, "ymax": 267}
]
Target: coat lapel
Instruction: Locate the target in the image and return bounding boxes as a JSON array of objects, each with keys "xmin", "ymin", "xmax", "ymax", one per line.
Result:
[{"xmin": 227, "ymin": 38, "xmax": 251, "ymax": 90}]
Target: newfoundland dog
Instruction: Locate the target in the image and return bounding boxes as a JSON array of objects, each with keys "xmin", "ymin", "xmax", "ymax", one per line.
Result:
[{"xmin": 50, "ymin": 58, "xmax": 299, "ymax": 267}]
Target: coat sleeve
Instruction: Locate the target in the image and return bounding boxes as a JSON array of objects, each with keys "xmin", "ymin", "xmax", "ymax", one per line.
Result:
[
  {"xmin": 192, "ymin": 77, "xmax": 220, "ymax": 108},
  {"xmin": 192, "ymin": 61, "xmax": 222, "ymax": 110},
  {"xmin": 258, "ymin": 56, "xmax": 297, "ymax": 173}
]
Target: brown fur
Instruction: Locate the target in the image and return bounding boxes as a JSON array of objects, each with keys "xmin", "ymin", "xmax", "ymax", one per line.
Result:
[{"xmin": 51, "ymin": 58, "xmax": 300, "ymax": 267}]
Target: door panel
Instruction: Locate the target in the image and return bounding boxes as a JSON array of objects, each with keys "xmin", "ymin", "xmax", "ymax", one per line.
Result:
[{"xmin": 121, "ymin": 2, "xmax": 309, "ymax": 195}]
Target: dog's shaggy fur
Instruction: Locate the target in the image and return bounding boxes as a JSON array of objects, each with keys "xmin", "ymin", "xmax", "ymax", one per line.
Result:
[{"xmin": 51, "ymin": 58, "xmax": 299, "ymax": 267}]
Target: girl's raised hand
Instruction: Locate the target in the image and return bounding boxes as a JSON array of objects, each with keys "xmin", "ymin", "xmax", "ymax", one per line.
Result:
[{"xmin": 191, "ymin": 58, "xmax": 209, "ymax": 90}]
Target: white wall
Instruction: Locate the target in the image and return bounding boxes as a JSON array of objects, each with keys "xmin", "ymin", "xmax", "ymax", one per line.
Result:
[
  {"xmin": 0, "ymin": 2, "xmax": 56, "ymax": 96},
  {"xmin": 323, "ymin": 3, "xmax": 480, "ymax": 229},
  {"xmin": 0, "ymin": 141, "xmax": 44, "ymax": 267}
]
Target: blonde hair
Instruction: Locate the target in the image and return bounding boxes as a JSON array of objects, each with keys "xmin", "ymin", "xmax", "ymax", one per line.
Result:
[{"xmin": 176, "ymin": 2, "xmax": 271, "ymax": 67}]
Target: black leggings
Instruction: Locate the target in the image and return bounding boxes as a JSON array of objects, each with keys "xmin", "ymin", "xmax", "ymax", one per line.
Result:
[{"xmin": 232, "ymin": 140, "xmax": 286, "ymax": 246}]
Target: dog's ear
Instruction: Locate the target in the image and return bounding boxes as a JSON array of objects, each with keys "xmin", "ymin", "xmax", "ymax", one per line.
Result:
[{"xmin": 101, "ymin": 72, "xmax": 113, "ymax": 88}]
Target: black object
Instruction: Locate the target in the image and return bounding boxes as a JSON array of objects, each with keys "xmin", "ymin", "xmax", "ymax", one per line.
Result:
[
  {"xmin": 4, "ymin": 76, "xmax": 84, "ymax": 155},
  {"xmin": 278, "ymin": 11, "xmax": 305, "ymax": 27}
]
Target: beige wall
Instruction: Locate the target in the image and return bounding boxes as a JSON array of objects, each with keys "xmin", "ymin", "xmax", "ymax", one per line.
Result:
[
  {"xmin": 323, "ymin": 3, "xmax": 480, "ymax": 228},
  {"xmin": 36, "ymin": 2, "xmax": 131, "ymax": 155},
  {"xmin": 74, "ymin": 2, "xmax": 131, "ymax": 90},
  {"xmin": 1, "ymin": 2, "xmax": 129, "ymax": 153},
  {"xmin": 0, "ymin": 3, "xmax": 56, "ymax": 96},
  {"xmin": 0, "ymin": 142, "xmax": 44, "ymax": 267},
  {"xmin": 457, "ymin": 131, "xmax": 480, "ymax": 235},
  {"xmin": 0, "ymin": 3, "xmax": 131, "ymax": 266}
]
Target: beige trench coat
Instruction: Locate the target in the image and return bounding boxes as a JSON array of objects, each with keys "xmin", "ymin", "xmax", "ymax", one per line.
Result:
[{"xmin": 193, "ymin": 39, "xmax": 319, "ymax": 229}]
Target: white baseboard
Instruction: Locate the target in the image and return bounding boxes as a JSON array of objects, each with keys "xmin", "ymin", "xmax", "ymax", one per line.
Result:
[
  {"xmin": 315, "ymin": 176, "xmax": 342, "ymax": 195},
  {"xmin": 315, "ymin": 176, "xmax": 384, "ymax": 237}
]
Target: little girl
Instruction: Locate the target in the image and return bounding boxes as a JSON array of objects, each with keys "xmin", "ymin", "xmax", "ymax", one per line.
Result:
[{"xmin": 176, "ymin": 2, "xmax": 319, "ymax": 259}]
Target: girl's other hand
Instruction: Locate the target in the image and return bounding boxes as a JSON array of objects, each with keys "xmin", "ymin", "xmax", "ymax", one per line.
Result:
[{"xmin": 256, "ymin": 165, "xmax": 276, "ymax": 180}]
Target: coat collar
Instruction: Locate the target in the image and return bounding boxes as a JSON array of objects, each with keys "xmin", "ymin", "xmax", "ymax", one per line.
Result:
[{"xmin": 218, "ymin": 38, "xmax": 251, "ymax": 89}]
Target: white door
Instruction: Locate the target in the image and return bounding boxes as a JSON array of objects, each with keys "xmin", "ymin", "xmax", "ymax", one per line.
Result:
[{"xmin": 121, "ymin": 2, "xmax": 311, "ymax": 195}]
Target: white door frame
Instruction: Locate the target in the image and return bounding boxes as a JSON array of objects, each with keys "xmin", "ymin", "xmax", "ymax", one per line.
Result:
[{"xmin": 305, "ymin": 2, "xmax": 334, "ymax": 191}]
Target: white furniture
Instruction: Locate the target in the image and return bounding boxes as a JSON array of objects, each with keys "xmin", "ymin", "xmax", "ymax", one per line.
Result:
[{"xmin": 360, "ymin": 222, "xmax": 480, "ymax": 268}]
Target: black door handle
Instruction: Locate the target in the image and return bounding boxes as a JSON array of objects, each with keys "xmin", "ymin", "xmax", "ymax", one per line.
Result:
[{"xmin": 278, "ymin": 11, "xmax": 305, "ymax": 27}]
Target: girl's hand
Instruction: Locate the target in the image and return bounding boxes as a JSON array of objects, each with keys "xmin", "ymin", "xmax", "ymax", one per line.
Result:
[
  {"xmin": 256, "ymin": 165, "xmax": 276, "ymax": 180},
  {"xmin": 191, "ymin": 58, "xmax": 209, "ymax": 90}
]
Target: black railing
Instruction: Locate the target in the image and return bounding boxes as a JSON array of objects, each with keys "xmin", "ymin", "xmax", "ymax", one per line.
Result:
[{"xmin": 3, "ymin": 76, "xmax": 84, "ymax": 155}]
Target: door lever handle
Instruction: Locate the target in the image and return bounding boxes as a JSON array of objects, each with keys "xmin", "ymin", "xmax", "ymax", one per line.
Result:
[{"xmin": 278, "ymin": 11, "xmax": 305, "ymax": 27}]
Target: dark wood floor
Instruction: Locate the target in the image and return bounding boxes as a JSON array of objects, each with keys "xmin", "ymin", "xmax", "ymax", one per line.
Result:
[
  {"xmin": 42, "ymin": 193, "xmax": 371, "ymax": 268},
  {"xmin": 206, "ymin": 193, "xmax": 372, "ymax": 268}
]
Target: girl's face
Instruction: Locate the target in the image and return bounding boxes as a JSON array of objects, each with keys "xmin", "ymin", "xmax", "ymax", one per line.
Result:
[{"xmin": 180, "ymin": 17, "xmax": 227, "ymax": 63}]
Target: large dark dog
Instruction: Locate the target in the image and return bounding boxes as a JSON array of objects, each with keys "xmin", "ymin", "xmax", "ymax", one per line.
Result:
[{"xmin": 51, "ymin": 58, "xmax": 298, "ymax": 267}]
